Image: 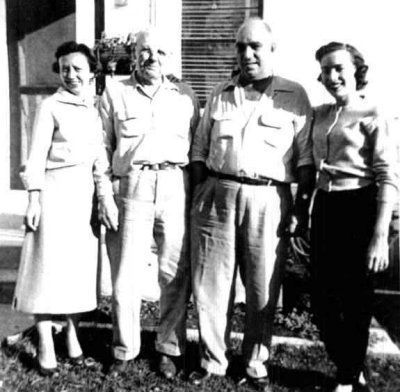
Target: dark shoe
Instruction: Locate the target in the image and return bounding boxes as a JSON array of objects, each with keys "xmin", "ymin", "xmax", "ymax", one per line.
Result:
[
  {"xmin": 189, "ymin": 369, "xmax": 211, "ymax": 386},
  {"xmin": 36, "ymin": 359, "xmax": 58, "ymax": 377},
  {"xmin": 108, "ymin": 359, "xmax": 130, "ymax": 376},
  {"xmin": 158, "ymin": 354, "xmax": 177, "ymax": 380},
  {"xmin": 246, "ymin": 375, "xmax": 273, "ymax": 391},
  {"xmin": 69, "ymin": 354, "xmax": 84, "ymax": 366}
]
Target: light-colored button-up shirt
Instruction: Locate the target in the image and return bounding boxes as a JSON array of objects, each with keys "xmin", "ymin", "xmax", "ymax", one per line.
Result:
[
  {"xmin": 21, "ymin": 87, "xmax": 111, "ymax": 196},
  {"xmin": 99, "ymin": 74, "xmax": 200, "ymax": 177},
  {"xmin": 191, "ymin": 74, "xmax": 313, "ymax": 183},
  {"xmin": 312, "ymin": 97, "xmax": 398, "ymax": 202}
]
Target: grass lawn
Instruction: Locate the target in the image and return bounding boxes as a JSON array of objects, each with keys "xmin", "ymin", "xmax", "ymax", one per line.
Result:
[{"xmin": 1, "ymin": 300, "xmax": 400, "ymax": 391}]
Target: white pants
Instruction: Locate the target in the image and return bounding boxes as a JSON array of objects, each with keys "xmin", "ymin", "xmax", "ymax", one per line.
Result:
[
  {"xmin": 107, "ymin": 168, "xmax": 190, "ymax": 360},
  {"xmin": 191, "ymin": 177, "xmax": 291, "ymax": 376}
]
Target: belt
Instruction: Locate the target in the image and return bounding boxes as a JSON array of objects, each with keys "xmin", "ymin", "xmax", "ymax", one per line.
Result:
[
  {"xmin": 209, "ymin": 170, "xmax": 280, "ymax": 186},
  {"xmin": 139, "ymin": 162, "xmax": 181, "ymax": 171}
]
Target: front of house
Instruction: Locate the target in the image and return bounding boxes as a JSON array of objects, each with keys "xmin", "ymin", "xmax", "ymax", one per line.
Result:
[{"xmin": 0, "ymin": 0, "xmax": 399, "ymax": 294}]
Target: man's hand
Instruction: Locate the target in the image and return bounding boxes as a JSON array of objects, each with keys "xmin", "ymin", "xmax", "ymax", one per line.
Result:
[
  {"xmin": 292, "ymin": 165, "xmax": 315, "ymax": 237},
  {"xmin": 25, "ymin": 200, "xmax": 41, "ymax": 232},
  {"xmin": 190, "ymin": 161, "xmax": 209, "ymax": 189},
  {"xmin": 25, "ymin": 190, "xmax": 41, "ymax": 231},
  {"xmin": 288, "ymin": 214, "xmax": 309, "ymax": 238},
  {"xmin": 367, "ymin": 232, "xmax": 389, "ymax": 273},
  {"xmin": 98, "ymin": 196, "xmax": 119, "ymax": 231}
]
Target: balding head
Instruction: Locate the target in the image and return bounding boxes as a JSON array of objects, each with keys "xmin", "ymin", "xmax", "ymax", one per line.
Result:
[
  {"xmin": 235, "ymin": 18, "xmax": 276, "ymax": 82},
  {"xmin": 236, "ymin": 18, "xmax": 273, "ymax": 43}
]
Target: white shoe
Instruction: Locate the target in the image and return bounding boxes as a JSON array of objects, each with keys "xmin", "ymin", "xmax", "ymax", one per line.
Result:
[
  {"xmin": 358, "ymin": 371, "xmax": 367, "ymax": 385},
  {"xmin": 246, "ymin": 359, "xmax": 268, "ymax": 378},
  {"xmin": 333, "ymin": 384, "xmax": 353, "ymax": 392}
]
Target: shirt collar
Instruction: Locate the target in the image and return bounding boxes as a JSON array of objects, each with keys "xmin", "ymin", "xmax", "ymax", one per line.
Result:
[
  {"xmin": 54, "ymin": 87, "xmax": 97, "ymax": 107},
  {"xmin": 222, "ymin": 74, "xmax": 299, "ymax": 105},
  {"xmin": 130, "ymin": 72, "xmax": 179, "ymax": 93},
  {"xmin": 222, "ymin": 74, "xmax": 241, "ymax": 91},
  {"xmin": 222, "ymin": 73, "xmax": 276, "ymax": 92}
]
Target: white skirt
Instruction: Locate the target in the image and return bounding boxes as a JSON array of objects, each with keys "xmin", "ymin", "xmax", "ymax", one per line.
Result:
[{"xmin": 13, "ymin": 163, "xmax": 98, "ymax": 314}]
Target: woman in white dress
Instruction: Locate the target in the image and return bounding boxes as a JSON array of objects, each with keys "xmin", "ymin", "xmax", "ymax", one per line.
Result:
[{"xmin": 14, "ymin": 41, "xmax": 114, "ymax": 375}]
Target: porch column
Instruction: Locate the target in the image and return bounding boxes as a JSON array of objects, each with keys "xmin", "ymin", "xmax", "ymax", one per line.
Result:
[
  {"xmin": 75, "ymin": 0, "xmax": 95, "ymax": 46},
  {"xmin": 0, "ymin": 0, "xmax": 10, "ymax": 197}
]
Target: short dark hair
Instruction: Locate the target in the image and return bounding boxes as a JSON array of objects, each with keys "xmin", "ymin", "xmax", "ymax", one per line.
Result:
[
  {"xmin": 52, "ymin": 41, "xmax": 101, "ymax": 74},
  {"xmin": 315, "ymin": 41, "xmax": 368, "ymax": 90}
]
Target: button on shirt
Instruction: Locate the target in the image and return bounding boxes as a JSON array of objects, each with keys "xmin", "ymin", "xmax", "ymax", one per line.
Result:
[
  {"xmin": 191, "ymin": 75, "xmax": 313, "ymax": 183},
  {"xmin": 99, "ymin": 74, "xmax": 199, "ymax": 177},
  {"xmin": 21, "ymin": 87, "xmax": 111, "ymax": 196},
  {"xmin": 312, "ymin": 98, "xmax": 398, "ymax": 202}
]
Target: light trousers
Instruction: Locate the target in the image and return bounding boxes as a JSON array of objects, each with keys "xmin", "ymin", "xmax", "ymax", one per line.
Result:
[
  {"xmin": 106, "ymin": 168, "xmax": 190, "ymax": 360},
  {"xmin": 191, "ymin": 176, "xmax": 291, "ymax": 376}
]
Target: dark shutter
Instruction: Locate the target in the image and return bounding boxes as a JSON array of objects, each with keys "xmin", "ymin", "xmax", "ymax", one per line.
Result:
[{"xmin": 182, "ymin": 0, "xmax": 261, "ymax": 105}]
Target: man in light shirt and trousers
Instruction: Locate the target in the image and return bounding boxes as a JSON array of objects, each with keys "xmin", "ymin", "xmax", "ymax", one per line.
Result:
[
  {"xmin": 98, "ymin": 28, "xmax": 199, "ymax": 379},
  {"xmin": 189, "ymin": 17, "xmax": 315, "ymax": 390}
]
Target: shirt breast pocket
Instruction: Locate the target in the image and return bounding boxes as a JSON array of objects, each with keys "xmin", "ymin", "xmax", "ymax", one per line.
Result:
[
  {"xmin": 116, "ymin": 110, "xmax": 145, "ymax": 138},
  {"xmin": 258, "ymin": 113, "xmax": 294, "ymax": 150},
  {"xmin": 48, "ymin": 143, "xmax": 72, "ymax": 163},
  {"xmin": 211, "ymin": 112, "xmax": 237, "ymax": 142}
]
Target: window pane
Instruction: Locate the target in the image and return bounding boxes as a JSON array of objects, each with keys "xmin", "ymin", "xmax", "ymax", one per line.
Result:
[{"xmin": 182, "ymin": 0, "xmax": 260, "ymax": 105}]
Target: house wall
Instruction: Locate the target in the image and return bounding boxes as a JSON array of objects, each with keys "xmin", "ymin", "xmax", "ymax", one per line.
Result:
[
  {"xmin": 76, "ymin": 0, "xmax": 95, "ymax": 46},
  {"xmin": 0, "ymin": 0, "xmax": 96, "ymax": 213},
  {"xmin": 104, "ymin": 0, "xmax": 182, "ymax": 77},
  {"xmin": 264, "ymin": 0, "xmax": 400, "ymax": 115}
]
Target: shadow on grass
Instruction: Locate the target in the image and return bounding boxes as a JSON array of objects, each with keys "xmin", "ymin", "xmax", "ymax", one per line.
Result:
[
  {"xmin": 373, "ymin": 293, "xmax": 400, "ymax": 347},
  {"xmin": 79, "ymin": 327, "xmax": 203, "ymax": 376},
  {"xmin": 267, "ymin": 365, "xmax": 335, "ymax": 391},
  {"xmin": 1, "ymin": 324, "xmax": 339, "ymax": 392}
]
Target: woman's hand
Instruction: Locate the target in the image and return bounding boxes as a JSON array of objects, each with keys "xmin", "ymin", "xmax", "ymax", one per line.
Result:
[
  {"xmin": 25, "ymin": 190, "xmax": 41, "ymax": 231},
  {"xmin": 367, "ymin": 190, "xmax": 396, "ymax": 273},
  {"xmin": 367, "ymin": 232, "xmax": 389, "ymax": 273},
  {"xmin": 98, "ymin": 196, "xmax": 119, "ymax": 231}
]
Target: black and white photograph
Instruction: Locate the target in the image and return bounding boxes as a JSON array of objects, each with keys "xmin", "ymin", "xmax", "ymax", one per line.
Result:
[{"xmin": 0, "ymin": 1, "xmax": 399, "ymax": 391}]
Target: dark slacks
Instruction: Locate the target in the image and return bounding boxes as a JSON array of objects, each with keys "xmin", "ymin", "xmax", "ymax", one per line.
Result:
[{"xmin": 310, "ymin": 185, "xmax": 377, "ymax": 384}]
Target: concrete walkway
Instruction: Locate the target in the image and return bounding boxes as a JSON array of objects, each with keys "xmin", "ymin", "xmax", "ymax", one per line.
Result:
[
  {"xmin": 0, "ymin": 304, "xmax": 34, "ymax": 342},
  {"xmin": 3, "ymin": 314, "xmax": 399, "ymax": 359}
]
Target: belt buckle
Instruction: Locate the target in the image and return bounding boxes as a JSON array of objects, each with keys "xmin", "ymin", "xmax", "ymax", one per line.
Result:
[{"xmin": 142, "ymin": 163, "xmax": 159, "ymax": 170}]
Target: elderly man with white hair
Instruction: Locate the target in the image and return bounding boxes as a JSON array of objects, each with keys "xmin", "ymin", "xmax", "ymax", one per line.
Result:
[{"xmin": 98, "ymin": 27, "xmax": 199, "ymax": 379}]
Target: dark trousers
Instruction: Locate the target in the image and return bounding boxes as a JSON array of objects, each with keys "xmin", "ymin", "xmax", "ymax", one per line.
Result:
[{"xmin": 310, "ymin": 185, "xmax": 377, "ymax": 384}]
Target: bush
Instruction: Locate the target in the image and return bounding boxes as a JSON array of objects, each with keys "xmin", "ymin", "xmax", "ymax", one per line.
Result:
[{"xmin": 274, "ymin": 308, "xmax": 319, "ymax": 341}]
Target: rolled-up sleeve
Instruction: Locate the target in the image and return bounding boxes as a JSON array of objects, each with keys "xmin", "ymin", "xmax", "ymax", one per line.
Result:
[
  {"xmin": 99, "ymin": 85, "xmax": 117, "ymax": 170},
  {"xmin": 92, "ymin": 111, "xmax": 113, "ymax": 198},
  {"xmin": 190, "ymin": 92, "xmax": 214, "ymax": 163},
  {"xmin": 178, "ymin": 82, "xmax": 200, "ymax": 143},
  {"xmin": 20, "ymin": 99, "xmax": 54, "ymax": 190},
  {"xmin": 294, "ymin": 87, "xmax": 313, "ymax": 169}
]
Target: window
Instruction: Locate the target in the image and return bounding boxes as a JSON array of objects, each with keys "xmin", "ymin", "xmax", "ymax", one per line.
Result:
[{"xmin": 181, "ymin": 0, "xmax": 262, "ymax": 105}]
